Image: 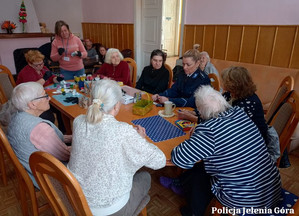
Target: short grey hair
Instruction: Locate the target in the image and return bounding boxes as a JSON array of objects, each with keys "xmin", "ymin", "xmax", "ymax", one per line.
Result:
[
  {"xmin": 86, "ymin": 79, "xmax": 122, "ymax": 124},
  {"xmin": 11, "ymin": 82, "xmax": 44, "ymax": 112},
  {"xmin": 200, "ymin": 51, "xmax": 210, "ymax": 62},
  {"xmin": 104, "ymin": 48, "xmax": 124, "ymax": 64},
  {"xmin": 195, "ymin": 85, "xmax": 231, "ymax": 120}
]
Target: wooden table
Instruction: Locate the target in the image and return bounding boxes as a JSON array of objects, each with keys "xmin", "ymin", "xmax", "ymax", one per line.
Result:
[{"xmin": 47, "ymin": 88, "xmax": 191, "ymax": 166}]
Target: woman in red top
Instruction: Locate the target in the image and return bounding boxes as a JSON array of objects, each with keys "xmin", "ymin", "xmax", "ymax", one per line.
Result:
[
  {"xmin": 94, "ymin": 48, "xmax": 131, "ymax": 86},
  {"xmin": 16, "ymin": 50, "xmax": 62, "ymax": 86}
]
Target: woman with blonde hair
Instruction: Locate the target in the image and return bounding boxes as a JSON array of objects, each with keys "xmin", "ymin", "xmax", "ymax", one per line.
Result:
[
  {"xmin": 17, "ymin": 50, "xmax": 62, "ymax": 86},
  {"xmin": 94, "ymin": 48, "xmax": 131, "ymax": 86},
  {"xmin": 68, "ymin": 79, "xmax": 166, "ymax": 215}
]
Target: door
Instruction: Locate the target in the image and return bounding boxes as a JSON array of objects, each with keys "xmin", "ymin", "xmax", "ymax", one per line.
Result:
[
  {"xmin": 161, "ymin": 0, "xmax": 178, "ymax": 57},
  {"xmin": 135, "ymin": 0, "xmax": 162, "ymax": 78}
]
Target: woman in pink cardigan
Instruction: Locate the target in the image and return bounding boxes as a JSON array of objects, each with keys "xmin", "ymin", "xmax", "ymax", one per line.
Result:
[
  {"xmin": 50, "ymin": 20, "xmax": 87, "ymax": 80},
  {"xmin": 94, "ymin": 48, "xmax": 131, "ymax": 86}
]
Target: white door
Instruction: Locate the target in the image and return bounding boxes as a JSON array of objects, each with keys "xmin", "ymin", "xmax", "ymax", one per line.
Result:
[
  {"xmin": 162, "ymin": 0, "xmax": 178, "ymax": 57},
  {"xmin": 135, "ymin": 0, "xmax": 162, "ymax": 78}
]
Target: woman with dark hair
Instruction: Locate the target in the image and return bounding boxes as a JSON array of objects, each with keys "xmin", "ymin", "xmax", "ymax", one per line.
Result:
[
  {"xmin": 136, "ymin": 49, "xmax": 169, "ymax": 94},
  {"xmin": 97, "ymin": 44, "xmax": 107, "ymax": 65},
  {"xmin": 50, "ymin": 20, "xmax": 87, "ymax": 80}
]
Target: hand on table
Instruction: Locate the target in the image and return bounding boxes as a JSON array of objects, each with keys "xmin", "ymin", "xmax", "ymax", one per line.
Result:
[
  {"xmin": 152, "ymin": 94, "xmax": 169, "ymax": 104},
  {"xmin": 135, "ymin": 125, "xmax": 146, "ymax": 138},
  {"xmin": 177, "ymin": 109, "xmax": 198, "ymax": 122}
]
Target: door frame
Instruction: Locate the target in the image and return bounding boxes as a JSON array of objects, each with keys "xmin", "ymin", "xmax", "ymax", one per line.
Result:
[{"xmin": 134, "ymin": 0, "xmax": 186, "ymax": 77}]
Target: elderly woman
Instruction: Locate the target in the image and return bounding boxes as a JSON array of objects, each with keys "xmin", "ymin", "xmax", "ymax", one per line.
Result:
[
  {"xmin": 68, "ymin": 79, "xmax": 166, "ymax": 216},
  {"xmin": 198, "ymin": 51, "xmax": 219, "ymax": 77},
  {"xmin": 172, "ymin": 85, "xmax": 281, "ymax": 215},
  {"xmin": 17, "ymin": 50, "xmax": 63, "ymax": 86},
  {"xmin": 178, "ymin": 67, "xmax": 268, "ymax": 141},
  {"xmin": 94, "ymin": 48, "xmax": 131, "ymax": 86},
  {"xmin": 50, "ymin": 20, "xmax": 87, "ymax": 80},
  {"xmin": 152, "ymin": 49, "xmax": 210, "ymax": 108},
  {"xmin": 136, "ymin": 49, "xmax": 169, "ymax": 94},
  {"xmin": 5, "ymin": 82, "xmax": 71, "ymax": 188}
]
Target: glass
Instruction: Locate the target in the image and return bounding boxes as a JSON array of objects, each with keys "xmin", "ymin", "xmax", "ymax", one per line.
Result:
[
  {"xmin": 32, "ymin": 62, "xmax": 44, "ymax": 67},
  {"xmin": 31, "ymin": 94, "xmax": 49, "ymax": 101}
]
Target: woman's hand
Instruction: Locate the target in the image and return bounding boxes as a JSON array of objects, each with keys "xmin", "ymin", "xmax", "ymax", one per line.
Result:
[
  {"xmin": 177, "ymin": 109, "xmax": 198, "ymax": 123},
  {"xmin": 135, "ymin": 125, "xmax": 146, "ymax": 138},
  {"xmin": 158, "ymin": 96, "xmax": 169, "ymax": 104},
  {"xmin": 152, "ymin": 94, "xmax": 159, "ymax": 101}
]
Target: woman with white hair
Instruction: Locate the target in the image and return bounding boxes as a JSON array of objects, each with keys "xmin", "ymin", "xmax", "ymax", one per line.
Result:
[
  {"xmin": 171, "ymin": 85, "xmax": 281, "ymax": 216},
  {"xmin": 6, "ymin": 82, "xmax": 71, "ymax": 188},
  {"xmin": 68, "ymin": 79, "xmax": 166, "ymax": 216},
  {"xmin": 199, "ymin": 51, "xmax": 219, "ymax": 77},
  {"xmin": 94, "ymin": 48, "xmax": 131, "ymax": 86}
]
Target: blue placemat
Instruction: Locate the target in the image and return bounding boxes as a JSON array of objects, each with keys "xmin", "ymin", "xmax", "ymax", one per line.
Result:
[
  {"xmin": 52, "ymin": 93, "xmax": 83, "ymax": 106},
  {"xmin": 132, "ymin": 115, "xmax": 185, "ymax": 142}
]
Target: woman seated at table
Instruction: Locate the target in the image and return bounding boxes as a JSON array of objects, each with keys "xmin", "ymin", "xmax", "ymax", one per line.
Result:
[
  {"xmin": 68, "ymin": 79, "xmax": 166, "ymax": 216},
  {"xmin": 152, "ymin": 49, "xmax": 210, "ymax": 108},
  {"xmin": 94, "ymin": 48, "xmax": 131, "ymax": 85},
  {"xmin": 16, "ymin": 50, "xmax": 63, "ymax": 86},
  {"xmin": 97, "ymin": 44, "xmax": 107, "ymax": 64},
  {"xmin": 136, "ymin": 49, "xmax": 169, "ymax": 94},
  {"xmin": 198, "ymin": 51, "xmax": 219, "ymax": 77},
  {"xmin": 172, "ymin": 85, "xmax": 281, "ymax": 215},
  {"xmin": 178, "ymin": 66, "xmax": 268, "ymax": 141},
  {"xmin": 4, "ymin": 82, "xmax": 71, "ymax": 188},
  {"xmin": 16, "ymin": 49, "xmax": 65, "ymax": 133}
]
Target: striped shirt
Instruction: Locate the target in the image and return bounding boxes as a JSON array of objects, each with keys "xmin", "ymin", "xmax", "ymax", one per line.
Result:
[{"xmin": 171, "ymin": 106, "xmax": 281, "ymax": 209}]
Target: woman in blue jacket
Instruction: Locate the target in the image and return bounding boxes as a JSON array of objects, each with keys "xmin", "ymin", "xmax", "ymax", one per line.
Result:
[{"xmin": 152, "ymin": 49, "xmax": 210, "ymax": 108}]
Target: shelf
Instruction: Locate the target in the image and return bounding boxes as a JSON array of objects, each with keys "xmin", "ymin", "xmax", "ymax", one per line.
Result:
[{"xmin": 0, "ymin": 33, "xmax": 54, "ymax": 39}]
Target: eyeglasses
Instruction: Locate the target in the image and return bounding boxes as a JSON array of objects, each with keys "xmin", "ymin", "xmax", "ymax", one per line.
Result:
[
  {"xmin": 32, "ymin": 62, "xmax": 44, "ymax": 67},
  {"xmin": 31, "ymin": 94, "xmax": 49, "ymax": 101}
]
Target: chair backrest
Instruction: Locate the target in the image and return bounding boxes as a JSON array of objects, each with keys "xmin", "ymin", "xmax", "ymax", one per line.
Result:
[
  {"xmin": 0, "ymin": 85, "xmax": 7, "ymax": 104},
  {"xmin": 208, "ymin": 73, "xmax": 220, "ymax": 91},
  {"xmin": 0, "ymin": 65, "xmax": 16, "ymax": 102},
  {"xmin": 269, "ymin": 91, "xmax": 299, "ymax": 166},
  {"xmin": 265, "ymin": 76, "xmax": 294, "ymax": 124},
  {"xmin": 123, "ymin": 57, "xmax": 137, "ymax": 87},
  {"xmin": 164, "ymin": 63, "xmax": 173, "ymax": 88},
  {"xmin": 29, "ymin": 151, "xmax": 93, "ymax": 216},
  {"xmin": 13, "ymin": 48, "xmax": 39, "ymax": 74},
  {"xmin": 0, "ymin": 128, "xmax": 48, "ymax": 216}
]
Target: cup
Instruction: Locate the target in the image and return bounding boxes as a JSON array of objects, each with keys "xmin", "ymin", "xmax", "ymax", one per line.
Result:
[{"xmin": 164, "ymin": 101, "xmax": 176, "ymax": 116}]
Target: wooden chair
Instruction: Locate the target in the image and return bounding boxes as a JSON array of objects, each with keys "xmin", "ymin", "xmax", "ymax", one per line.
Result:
[
  {"xmin": 164, "ymin": 63, "xmax": 173, "ymax": 88},
  {"xmin": 0, "ymin": 65, "xmax": 16, "ymax": 102},
  {"xmin": 123, "ymin": 57, "xmax": 137, "ymax": 87},
  {"xmin": 0, "ymin": 134, "xmax": 7, "ymax": 186},
  {"xmin": 208, "ymin": 73, "xmax": 220, "ymax": 91},
  {"xmin": 0, "ymin": 128, "xmax": 49, "ymax": 216},
  {"xmin": 269, "ymin": 90, "xmax": 299, "ymax": 166},
  {"xmin": 29, "ymin": 151, "xmax": 93, "ymax": 216},
  {"xmin": 265, "ymin": 76, "xmax": 294, "ymax": 124}
]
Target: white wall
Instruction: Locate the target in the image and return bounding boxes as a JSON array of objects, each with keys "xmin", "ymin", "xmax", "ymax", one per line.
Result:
[
  {"xmin": 185, "ymin": 0, "xmax": 299, "ymax": 25},
  {"xmin": 0, "ymin": 0, "xmax": 40, "ymax": 33},
  {"xmin": 32, "ymin": 0, "xmax": 83, "ymax": 38}
]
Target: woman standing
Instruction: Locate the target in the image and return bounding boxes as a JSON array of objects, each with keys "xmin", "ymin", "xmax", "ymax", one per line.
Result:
[
  {"xmin": 51, "ymin": 20, "xmax": 87, "ymax": 80},
  {"xmin": 68, "ymin": 79, "xmax": 165, "ymax": 215},
  {"xmin": 136, "ymin": 49, "xmax": 169, "ymax": 94},
  {"xmin": 94, "ymin": 48, "xmax": 131, "ymax": 86}
]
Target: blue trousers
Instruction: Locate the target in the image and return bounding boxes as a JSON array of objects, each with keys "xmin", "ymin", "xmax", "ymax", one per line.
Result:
[{"xmin": 60, "ymin": 68, "xmax": 85, "ymax": 81}]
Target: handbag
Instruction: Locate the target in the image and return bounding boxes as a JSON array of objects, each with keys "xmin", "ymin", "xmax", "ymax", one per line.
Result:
[{"xmin": 266, "ymin": 126, "xmax": 280, "ymax": 163}]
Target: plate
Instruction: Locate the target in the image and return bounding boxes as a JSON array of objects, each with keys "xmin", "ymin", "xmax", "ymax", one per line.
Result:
[{"xmin": 158, "ymin": 110, "xmax": 175, "ymax": 118}]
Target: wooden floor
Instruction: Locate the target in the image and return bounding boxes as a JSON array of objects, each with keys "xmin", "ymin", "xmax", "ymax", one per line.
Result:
[{"xmin": 0, "ymin": 148, "xmax": 298, "ymax": 216}]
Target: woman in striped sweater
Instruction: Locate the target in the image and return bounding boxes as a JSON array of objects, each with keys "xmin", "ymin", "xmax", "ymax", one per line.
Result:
[{"xmin": 172, "ymin": 85, "xmax": 281, "ymax": 216}]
